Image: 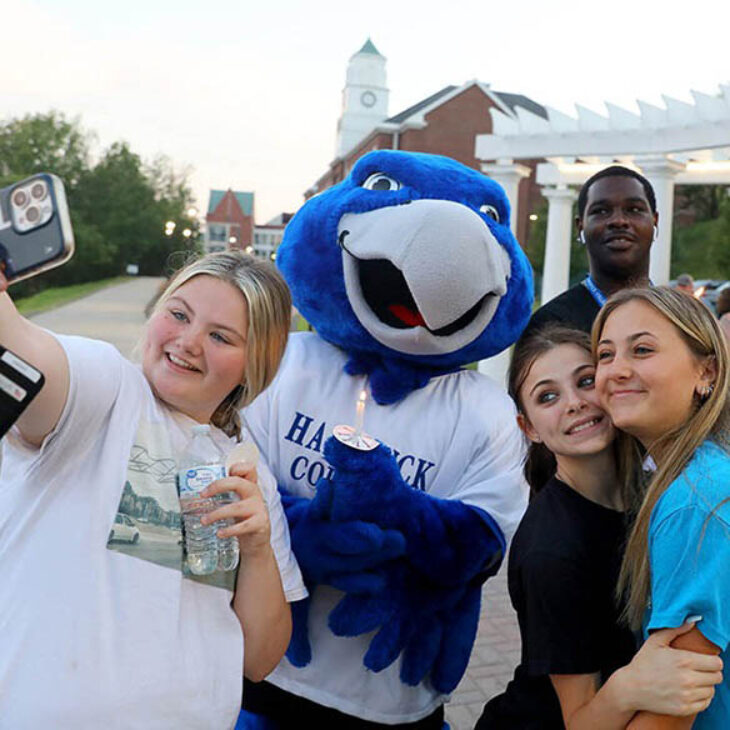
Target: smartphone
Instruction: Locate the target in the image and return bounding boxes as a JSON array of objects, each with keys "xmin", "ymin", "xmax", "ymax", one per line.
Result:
[
  {"xmin": 0, "ymin": 173, "xmax": 74, "ymax": 284},
  {"xmin": 0, "ymin": 345, "xmax": 45, "ymax": 439}
]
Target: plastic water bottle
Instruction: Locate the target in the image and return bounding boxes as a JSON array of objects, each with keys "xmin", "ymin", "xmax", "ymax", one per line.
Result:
[
  {"xmin": 218, "ymin": 438, "xmax": 260, "ymax": 572},
  {"xmin": 216, "ymin": 491, "xmax": 240, "ymax": 573},
  {"xmin": 177, "ymin": 424, "xmax": 226, "ymax": 575}
]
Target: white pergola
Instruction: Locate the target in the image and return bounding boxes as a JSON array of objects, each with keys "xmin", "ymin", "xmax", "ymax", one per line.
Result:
[
  {"xmin": 474, "ymin": 83, "xmax": 730, "ymax": 386},
  {"xmin": 476, "ymin": 84, "xmax": 730, "ymax": 305}
]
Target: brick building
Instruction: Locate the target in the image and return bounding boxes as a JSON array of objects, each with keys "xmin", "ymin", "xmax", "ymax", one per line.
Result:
[
  {"xmin": 307, "ymin": 40, "xmax": 548, "ymax": 246},
  {"xmin": 253, "ymin": 213, "xmax": 294, "ymax": 261},
  {"xmin": 204, "ymin": 189, "xmax": 255, "ymax": 253},
  {"xmin": 204, "ymin": 190, "xmax": 292, "ymax": 261}
]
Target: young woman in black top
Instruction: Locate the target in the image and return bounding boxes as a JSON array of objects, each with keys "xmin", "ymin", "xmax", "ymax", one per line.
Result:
[{"xmin": 476, "ymin": 324, "xmax": 722, "ymax": 729}]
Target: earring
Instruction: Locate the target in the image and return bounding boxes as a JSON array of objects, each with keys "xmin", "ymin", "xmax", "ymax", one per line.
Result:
[
  {"xmin": 696, "ymin": 383, "xmax": 714, "ymax": 401},
  {"xmin": 652, "ymin": 225, "xmax": 658, "ymax": 242},
  {"xmin": 578, "ymin": 231, "xmax": 586, "ymax": 245}
]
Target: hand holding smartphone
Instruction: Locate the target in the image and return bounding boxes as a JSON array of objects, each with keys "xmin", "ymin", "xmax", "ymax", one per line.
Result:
[
  {"xmin": 0, "ymin": 345, "xmax": 45, "ymax": 439},
  {"xmin": 0, "ymin": 173, "xmax": 67, "ymax": 437},
  {"xmin": 0, "ymin": 173, "xmax": 74, "ymax": 285}
]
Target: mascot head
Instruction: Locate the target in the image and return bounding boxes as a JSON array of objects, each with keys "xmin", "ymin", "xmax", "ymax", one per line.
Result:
[{"xmin": 278, "ymin": 150, "xmax": 533, "ymax": 401}]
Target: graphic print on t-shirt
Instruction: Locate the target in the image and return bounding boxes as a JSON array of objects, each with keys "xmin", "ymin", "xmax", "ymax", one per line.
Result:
[{"xmin": 107, "ymin": 418, "xmax": 235, "ymax": 591}]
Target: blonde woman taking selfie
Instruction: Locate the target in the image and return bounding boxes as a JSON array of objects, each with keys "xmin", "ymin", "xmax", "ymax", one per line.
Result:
[{"xmin": 0, "ymin": 252, "xmax": 305, "ymax": 729}]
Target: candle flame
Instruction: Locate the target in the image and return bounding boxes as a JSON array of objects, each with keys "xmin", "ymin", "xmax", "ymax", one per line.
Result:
[{"xmin": 358, "ymin": 390, "xmax": 367, "ymax": 403}]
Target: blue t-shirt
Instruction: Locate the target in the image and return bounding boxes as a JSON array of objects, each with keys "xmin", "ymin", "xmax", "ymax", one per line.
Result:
[{"xmin": 644, "ymin": 439, "xmax": 730, "ymax": 729}]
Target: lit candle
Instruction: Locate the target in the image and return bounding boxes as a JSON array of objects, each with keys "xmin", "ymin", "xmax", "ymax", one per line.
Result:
[
  {"xmin": 332, "ymin": 387, "xmax": 377, "ymax": 451},
  {"xmin": 354, "ymin": 389, "xmax": 367, "ymax": 437}
]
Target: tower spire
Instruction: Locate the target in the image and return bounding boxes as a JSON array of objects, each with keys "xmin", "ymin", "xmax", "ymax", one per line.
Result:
[{"xmin": 336, "ymin": 39, "xmax": 389, "ymax": 157}]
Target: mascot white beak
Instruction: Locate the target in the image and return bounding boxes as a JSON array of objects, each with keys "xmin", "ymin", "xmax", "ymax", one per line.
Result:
[{"xmin": 338, "ymin": 199, "xmax": 511, "ymax": 356}]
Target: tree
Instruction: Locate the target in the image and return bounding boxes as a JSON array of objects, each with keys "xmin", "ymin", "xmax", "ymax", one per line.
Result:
[
  {"xmin": 0, "ymin": 111, "xmax": 90, "ymax": 188},
  {"xmin": 0, "ymin": 111, "xmax": 200, "ymax": 292},
  {"xmin": 671, "ymin": 192, "xmax": 730, "ymax": 279},
  {"xmin": 75, "ymin": 143, "xmax": 199, "ymax": 276}
]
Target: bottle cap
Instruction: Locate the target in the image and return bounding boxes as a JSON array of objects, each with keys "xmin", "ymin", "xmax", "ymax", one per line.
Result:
[{"xmin": 192, "ymin": 424, "xmax": 211, "ymax": 435}]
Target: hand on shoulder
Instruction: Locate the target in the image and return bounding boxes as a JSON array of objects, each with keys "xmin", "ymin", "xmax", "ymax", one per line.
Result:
[{"xmin": 618, "ymin": 622, "xmax": 722, "ymax": 717}]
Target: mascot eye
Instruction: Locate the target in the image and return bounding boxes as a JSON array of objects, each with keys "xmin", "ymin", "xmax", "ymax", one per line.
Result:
[
  {"xmin": 362, "ymin": 173, "xmax": 402, "ymax": 192},
  {"xmin": 479, "ymin": 204, "xmax": 500, "ymax": 223}
]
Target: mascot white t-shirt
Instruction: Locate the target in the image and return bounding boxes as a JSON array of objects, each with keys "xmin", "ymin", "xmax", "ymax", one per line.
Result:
[{"xmin": 245, "ymin": 332, "xmax": 527, "ymax": 723}]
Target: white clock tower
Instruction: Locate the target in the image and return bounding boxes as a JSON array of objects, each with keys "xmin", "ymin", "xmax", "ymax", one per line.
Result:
[{"xmin": 336, "ymin": 39, "xmax": 389, "ymax": 157}]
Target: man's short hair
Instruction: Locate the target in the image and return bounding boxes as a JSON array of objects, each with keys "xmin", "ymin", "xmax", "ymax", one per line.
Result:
[{"xmin": 577, "ymin": 165, "xmax": 657, "ymax": 218}]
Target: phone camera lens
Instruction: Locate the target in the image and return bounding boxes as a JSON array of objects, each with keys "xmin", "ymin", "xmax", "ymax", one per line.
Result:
[
  {"xmin": 31, "ymin": 182, "xmax": 47, "ymax": 200},
  {"xmin": 25, "ymin": 206, "xmax": 40, "ymax": 223},
  {"xmin": 12, "ymin": 190, "xmax": 28, "ymax": 207}
]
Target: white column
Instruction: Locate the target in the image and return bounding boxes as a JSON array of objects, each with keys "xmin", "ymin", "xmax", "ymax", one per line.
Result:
[
  {"xmin": 541, "ymin": 185, "xmax": 577, "ymax": 305},
  {"xmin": 480, "ymin": 159, "xmax": 531, "ymax": 235},
  {"xmin": 477, "ymin": 347, "xmax": 512, "ymax": 389},
  {"xmin": 477, "ymin": 161, "xmax": 532, "ymax": 388},
  {"xmin": 635, "ymin": 156, "xmax": 685, "ymax": 285}
]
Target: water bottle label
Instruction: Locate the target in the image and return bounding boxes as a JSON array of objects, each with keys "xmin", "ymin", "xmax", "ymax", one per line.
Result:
[{"xmin": 178, "ymin": 464, "xmax": 226, "ymax": 496}]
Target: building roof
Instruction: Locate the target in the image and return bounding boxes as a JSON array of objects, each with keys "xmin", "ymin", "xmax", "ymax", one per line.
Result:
[
  {"xmin": 356, "ymin": 38, "xmax": 382, "ymax": 56},
  {"xmin": 386, "ymin": 85, "xmax": 458, "ymax": 124},
  {"xmin": 492, "ymin": 91, "xmax": 547, "ymax": 119},
  {"xmin": 208, "ymin": 190, "xmax": 254, "ymax": 216},
  {"xmin": 384, "ymin": 83, "xmax": 547, "ymax": 127}
]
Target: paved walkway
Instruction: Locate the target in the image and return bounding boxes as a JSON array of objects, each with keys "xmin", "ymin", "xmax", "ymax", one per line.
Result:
[
  {"xmin": 29, "ymin": 276, "xmax": 522, "ymax": 730},
  {"xmin": 445, "ymin": 569, "xmax": 520, "ymax": 729},
  {"xmin": 29, "ymin": 276, "xmax": 164, "ymax": 359}
]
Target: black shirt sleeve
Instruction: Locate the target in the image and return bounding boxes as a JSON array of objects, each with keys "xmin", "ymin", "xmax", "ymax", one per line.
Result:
[
  {"xmin": 524, "ymin": 284, "xmax": 600, "ymax": 337},
  {"xmin": 517, "ymin": 550, "xmax": 611, "ymax": 676}
]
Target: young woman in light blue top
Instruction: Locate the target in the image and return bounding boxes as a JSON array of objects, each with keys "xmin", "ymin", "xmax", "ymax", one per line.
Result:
[{"xmin": 594, "ymin": 286, "xmax": 729, "ymax": 729}]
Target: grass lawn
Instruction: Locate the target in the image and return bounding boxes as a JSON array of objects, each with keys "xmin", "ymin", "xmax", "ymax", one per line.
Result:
[{"xmin": 15, "ymin": 277, "xmax": 130, "ymax": 316}]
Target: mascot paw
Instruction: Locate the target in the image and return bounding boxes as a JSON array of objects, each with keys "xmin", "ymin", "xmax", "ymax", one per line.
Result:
[
  {"xmin": 235, "ymin": 710, "xmax": 280, "ymax": 730},
  {"xmin": 282, "ymin": 487, "xmax": 406, "ymax": 586},
  {"xmin": 429, "ymin": 581, "xmax": 483, "ymax": 693},
  {"xmin": 364, "ymin": 613, "xmax": 410, "ymax": 672},
  {"xmin": 322, "ymin": 436, "xmax": 409, "ymax": 524},
  {"xmin": 329, "ymin": 556, "xmax": 482, "ymax": 691},
  {"xmin": 400, "ymin": 614, "xmax": 443, "ymax": 687},
  {"xmin": 285, "ymin": 598, "xmax": 313, "ymax": 667},
  {"xmin": 328, "ymin": 592, "xmax": 393, "ymax": 637}
]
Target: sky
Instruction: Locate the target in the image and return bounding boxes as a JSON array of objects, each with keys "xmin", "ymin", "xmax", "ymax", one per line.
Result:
[{"xmin": 3, "ymin": 0, "xmax": 729, "ymax": 223}]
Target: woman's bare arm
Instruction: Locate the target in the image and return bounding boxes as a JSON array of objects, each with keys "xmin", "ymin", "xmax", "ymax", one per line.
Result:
[
  {"xmin": 0, "ymin": 273, "xmax": 69, "ymax": 445},
  {"xmin": 627, "ymin": 628, "xmax": 722, "ymax": 730},
  {"xmin": 550, "ymin": 623, "xmax": 722, "ymax": 730},
  {"xmin": 203, "ymin": 462, "xmax": 292, "ymax": 681}
]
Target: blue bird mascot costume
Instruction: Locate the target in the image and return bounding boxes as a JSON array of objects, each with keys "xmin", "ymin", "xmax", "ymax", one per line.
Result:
[{"xmin": 239, "ymin": 150, "xmax": 533, "ymax": 729}]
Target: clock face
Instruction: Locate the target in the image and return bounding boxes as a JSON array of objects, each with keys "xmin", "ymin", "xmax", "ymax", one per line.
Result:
[{"xmin": 360, "ymin": 91, "xmax": 377, "ymax": 108}]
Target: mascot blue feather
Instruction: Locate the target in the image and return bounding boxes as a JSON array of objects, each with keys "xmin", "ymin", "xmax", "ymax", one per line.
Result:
[
  {"xmin": 240, "ymin": 150, "xmax": 532, "ymax": 728},
  {"xmin": 277, "ymin": 150, "xmax": 533, "ymax": 404}
]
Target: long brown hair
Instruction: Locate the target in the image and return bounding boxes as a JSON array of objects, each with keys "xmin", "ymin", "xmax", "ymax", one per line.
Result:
[
  {"xmin": 592, "ymin": 287, "xmax": 730, "ymax": 628},
  {"xmin": 508, "ymin": 323, "xmax": 642, "ymax": 503}
]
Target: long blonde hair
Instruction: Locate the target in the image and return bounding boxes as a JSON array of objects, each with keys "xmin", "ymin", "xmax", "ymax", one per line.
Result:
[
  {"xmin": 592, "ymin": 287, "xmax": 730, "ymax": 628},
  {"xmin": 151, "ymin": 251, "xmax": 291, "ymax": 439}
]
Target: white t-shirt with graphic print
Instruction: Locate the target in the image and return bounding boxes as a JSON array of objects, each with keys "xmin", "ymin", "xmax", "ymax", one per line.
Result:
[
  {"xmin": 0, "ymin": 334, "xmax": 305, "ymax": 730},
  {"xmin": 243, "ymin": 332, "xmax": 528, "ymax": 724}
]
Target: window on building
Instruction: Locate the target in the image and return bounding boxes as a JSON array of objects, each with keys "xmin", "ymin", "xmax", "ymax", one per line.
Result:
[{"xmin": 209, "ymin": 224, "xmax": 226, "ymax": 242}]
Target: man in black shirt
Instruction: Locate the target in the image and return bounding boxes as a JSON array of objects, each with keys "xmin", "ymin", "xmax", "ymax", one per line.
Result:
[{"xmin": 527, "ymin": 166, "xmax": 658, "ymax": 334}]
